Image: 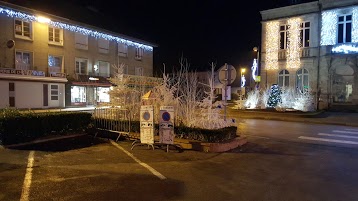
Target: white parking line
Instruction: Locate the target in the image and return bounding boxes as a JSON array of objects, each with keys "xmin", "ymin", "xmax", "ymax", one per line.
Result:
[
  {"xmin": 299, "ymin": 136, "xmax": 358, "ymax": 145},
  {"xmin": 344, "ymin": 128, "xmax": 358, "ymax": 132},
  {"xmin": 332, "ymin": 130, "xmax": 358, "ymax": 135},
  {"xmin": 318, "ymin": 133, "xmax": 358, "ymax": 139},
  {"xmin": 109, "ymin": 140, "xmax": 166, "ymax": 180},
  {"xmin": 20, "ymin": 151, "xmax": 35, "ymax": 201}
]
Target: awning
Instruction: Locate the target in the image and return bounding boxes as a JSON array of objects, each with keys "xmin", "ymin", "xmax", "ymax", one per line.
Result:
[{"xmin": 71, "ymin": 82, "xmax": 112, "ymax": 87}]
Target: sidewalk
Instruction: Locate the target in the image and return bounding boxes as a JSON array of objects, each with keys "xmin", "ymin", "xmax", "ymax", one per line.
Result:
[{"xmin": 228, "ymin": 108, "xmax": 358, "ymax": 127}]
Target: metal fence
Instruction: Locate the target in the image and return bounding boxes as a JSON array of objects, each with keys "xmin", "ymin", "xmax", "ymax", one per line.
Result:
[{"xmin": 92, "ymin": 107, "xmax": 131, "ymax": 141}]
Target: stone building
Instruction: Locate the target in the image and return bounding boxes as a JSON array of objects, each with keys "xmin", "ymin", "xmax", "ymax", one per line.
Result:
[
  {"xmin": 0, "ymin": 1, "xmax": 156, "ymax": 109},
  {"xmin": 259, "ymin": 0, "xmax": 358, "ymax": 110}
]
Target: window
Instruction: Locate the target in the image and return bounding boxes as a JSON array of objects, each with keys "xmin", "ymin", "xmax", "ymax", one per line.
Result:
[
  {"xmin": 300, "ymin": 22, "xmax": 310, "ymax": 47},
  {"xmin": 48, "ymin": 55, "xmax": 63, "ymax": 76},
  {"xmin": 98, "ymin": 38, "xmax": 109, "ymax": 54},
  {"xmin": 97, "ymin": 87, "xmax": 110, "ymax": 102},
  {"xmin": 135, "ymin": 47, "xmax": 143, "ymax": 60},
  {"xmin": 75, "ymin": 33, "xmax": 88, "ymax": 50},
  {"xmin": 50, "ymin": 85, "xmax": 59, "ymax": 100},
  {"xmin": 338, "ymin": 14, "xmax": 352, "ymax": 43},
  {"xmin": 48, "ymin": 26, "xmax": 63, "ymax": 45},
  {"xmin": 71, "ymin": 86, "xmax": 86, "ymax": 103},
  {"xmin": 279, "ymin": 25, "xmax": 288, "ymax": 49},
  {"xmin": 296, "ymin": 68, "xmax": 309, "ymax": 92},
  {"xmin": 15, "ymin": 51, "xmax": 32, "ymax": 70},
  {"xmin": 278, "ymin": 70, "xmax": 290, "ymax": 88},
  {"xmin": 98, "ymin": 61, "xmax": 110, "ymax": 77},
  {"xmin": 75, "ymin": 58, "xmax": 88, "ymax": 74},
  {"xmin": 14, "ymin": 19, "xmax": 31, "ymax": 39},
  {"xmin": 135, "ymin": 67, "xmax": 143, "ymax": 76},
  {"xmin": 118, "ymin": 43, "xmax": 128, "ymax": 57}
]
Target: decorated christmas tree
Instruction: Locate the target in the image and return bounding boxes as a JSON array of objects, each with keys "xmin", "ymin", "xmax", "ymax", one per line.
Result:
[{"xmin": 267, "ymin": 84, "xmax": 282, "ymax": 108}]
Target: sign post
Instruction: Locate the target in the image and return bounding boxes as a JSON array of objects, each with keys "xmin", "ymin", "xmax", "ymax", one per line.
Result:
[
  {"xmin": 218, "ymin": 64, "xmax": 236, "ymax": 121},
  {"xmin": 131, "ymin": 105, "xmax": 154, "ymax": 150},
  {"xmin": 159, "ymin": 106, "xmax": 175, "ymax": 152}
]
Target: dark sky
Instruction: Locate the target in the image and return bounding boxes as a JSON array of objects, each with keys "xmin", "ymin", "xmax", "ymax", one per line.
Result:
[{"xmin": 4, "ymin": 0, "xmax": 315, "ymax": 74}]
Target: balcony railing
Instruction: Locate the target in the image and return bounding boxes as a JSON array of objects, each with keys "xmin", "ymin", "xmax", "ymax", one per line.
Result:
[{"xmin": 278, "ymin": 48, "xmax": 311, "ymax": 60}]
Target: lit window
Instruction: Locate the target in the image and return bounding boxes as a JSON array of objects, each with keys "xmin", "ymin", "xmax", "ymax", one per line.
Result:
[
  {"xmin": 15, "ymin": 51, "xmax": 32, "ymax": 70},
  {"xmin": 338, "ymin": 14, "xmax": 352, "ymax": 43},
  {"xmin": 75, "ymin": 58, "xmax": 88, "ymax": 74},
  {"xmin": 14, "ymin": 19, "xmax": 32, "ymax": 39},
  {"xmin": 296, "ymin": 68, "xmax": 309, "ymax": 92},
  {"xmin": 48, "ymin": 26, "xmax": 63, "ymax": 45},
  {"xmin": 97, "ymin": 87, "xmax": 110, "ymax": 102},
  {"xmin": 278, "ymin": 69, "xmax": 290, "ymax": 88}
]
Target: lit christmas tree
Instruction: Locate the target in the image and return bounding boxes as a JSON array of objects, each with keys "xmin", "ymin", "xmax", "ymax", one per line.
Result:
[{"xmin": 267, "ymin": 84, "xmax": 282, "ymax": 108}]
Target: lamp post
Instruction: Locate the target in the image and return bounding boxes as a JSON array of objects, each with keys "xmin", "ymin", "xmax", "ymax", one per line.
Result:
[
  {"xmin": 253, "ymin": 46, "xmax": 260, "ymax": 88},
  {"xmin": 240, "ymin": 68, "xmax": 246, "ymax": 97}
]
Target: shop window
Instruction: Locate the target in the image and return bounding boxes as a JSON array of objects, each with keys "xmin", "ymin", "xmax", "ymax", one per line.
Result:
[
  {"xmin": 97, "ymin": 87, "xmax": 110, "ymax": 102},
  {"xmin": 71, "ymin": 86, "xmax": 86, "ymax": 103}
]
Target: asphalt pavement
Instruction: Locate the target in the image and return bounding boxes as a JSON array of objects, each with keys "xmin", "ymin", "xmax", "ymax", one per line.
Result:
[{"xmin": 228, "ymin": 108, "xmax": 358, "ymax": 127}]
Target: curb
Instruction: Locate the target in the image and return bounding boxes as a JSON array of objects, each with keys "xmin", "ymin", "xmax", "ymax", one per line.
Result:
[
  {"xmin": 175, "ymin": 137, "xmax": 247, "ymax": 153},
  {"xmin": 100, "ymin": 131, "xmax": 247, "ymax": 153}
]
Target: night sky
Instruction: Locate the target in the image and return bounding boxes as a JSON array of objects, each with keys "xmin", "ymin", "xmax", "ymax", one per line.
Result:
[{"xmin": 4, "ymin": 0, "xmax": 315, "ymax": 75}]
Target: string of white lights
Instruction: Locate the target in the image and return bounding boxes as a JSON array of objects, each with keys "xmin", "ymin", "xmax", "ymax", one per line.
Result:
[
  {"xmin": 352, "ymin": 7, "xmax": 358, "ymax": 43},
  {"xmin": 265, "ymin": 21, "xmax": 279, "ymax": 70},
  {"xmin": 0, "ymin": 6, "xmax": 153, "ymax": 51},
  {"xmin": 286, "ymin": 17, "xmax": 301, "ymax": 69},
  {"xmin": 321, "ymin": 10, "xmax": 338, "ymax": 46}
]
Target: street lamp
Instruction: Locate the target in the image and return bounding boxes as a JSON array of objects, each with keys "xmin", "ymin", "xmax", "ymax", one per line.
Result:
[
  {"xmin": 253, "ymin": 46, "xmax": 260, "ymax": 87},
  {"xmin": 240, "ymin": 68, "xmax": 246, "ymax": 87},
  {"xmin": 240, "ymin": 68, "xmax": 246, "ymax": 97}
]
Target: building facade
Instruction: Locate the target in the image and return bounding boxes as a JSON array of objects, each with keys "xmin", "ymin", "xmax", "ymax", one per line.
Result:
[
  {"xmin": 259, "ymin": 0, "xmax": 358, "ymax": 110},
  {"xmin": 0, "ymin": 1, "xmax": 156, "ymax": 109}
]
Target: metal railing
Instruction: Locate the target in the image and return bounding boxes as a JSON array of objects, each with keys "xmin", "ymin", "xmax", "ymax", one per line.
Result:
[{"xmin": 92, "ymin": 107, "xmax": 131, "ymax": 141}]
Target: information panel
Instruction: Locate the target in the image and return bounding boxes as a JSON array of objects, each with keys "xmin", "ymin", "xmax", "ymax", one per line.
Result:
[
  {"xmin": 140, "ymin": 105, "xmax": 154, "ymax": 144},
  {"xmin": 159, "ymin": 106, "xmax": 175, "ymax": 144}
]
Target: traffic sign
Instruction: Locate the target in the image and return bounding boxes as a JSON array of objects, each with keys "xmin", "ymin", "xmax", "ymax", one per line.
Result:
[{"xmin": 218, "ymin": 64, "xmax": 236, "ymax": 84}]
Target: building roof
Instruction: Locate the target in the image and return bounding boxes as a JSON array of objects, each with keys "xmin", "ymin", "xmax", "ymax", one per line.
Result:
[{"xmin": 0, "ymin": 0, "xmax": 158, "ymax": 48}]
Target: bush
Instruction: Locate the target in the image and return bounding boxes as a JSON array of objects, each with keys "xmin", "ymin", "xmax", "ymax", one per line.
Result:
[{"xmin": 0, "ymin": 110, "xmax": 92, "ymax": 145}]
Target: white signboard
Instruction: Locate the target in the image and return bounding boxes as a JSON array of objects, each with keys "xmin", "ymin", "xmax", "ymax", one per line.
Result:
[
  {"xmin": 159, "ymin": 106, "xmax": 175, "ymax": 144},
  {"xmin": 222, "ymin": 86, "xmax": 231, "ymax": 100},
  {"xmin": 140, "ymin": 105, "xmax": 154, "ymax": 144}
]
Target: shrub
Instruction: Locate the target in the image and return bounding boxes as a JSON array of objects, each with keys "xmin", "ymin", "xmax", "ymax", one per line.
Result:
[{"xmin": 0, "ymin": 111, "xmax": 92, "ymax": 145}]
